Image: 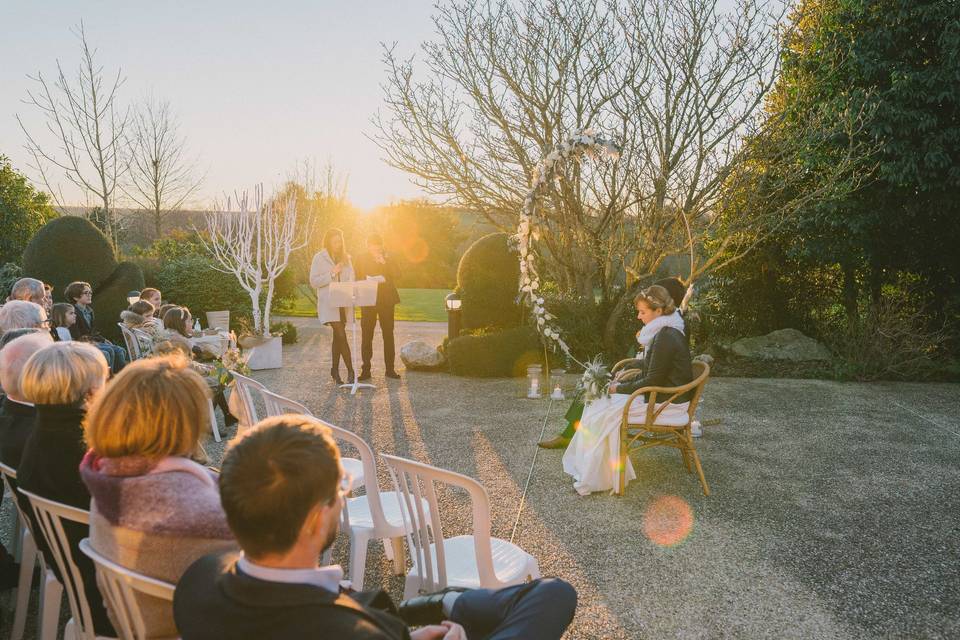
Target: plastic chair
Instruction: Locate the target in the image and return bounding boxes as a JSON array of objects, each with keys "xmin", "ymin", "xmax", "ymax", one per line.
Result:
[
  {"xmin": 259, "ymin": 389, "xmax": 364, "ymax": 491},
  {"xmin": 19, "ymin": 490, "xmax": 111, "ymax": 640},
  {"xmin": 204, "ymin": 310, "xmax": 230, "ymax": 332},
  {"xmin": 116, "ymin": 324, "xmax": 142, "ymax": 361},
  {"xmin": 380, "ymin": 453, "xmax": 541, "ymax": 599},
  {"xmin": 78, "ymin": 539, "xmax": 176, "ymax": 640},
  {"xmin": 618, "ymin": 361, "xmax": 711, "ymax": 495},
  {"xmin": 1, "ymin": 463, "xmax": 63, "ymax": 640},
  {"xmin": 228, "ymin": 371, "xmax": 267, "ymax": 434},
  {"xmin": 207, "ymin": 397, "xmax": 221, "ymax": 443}
]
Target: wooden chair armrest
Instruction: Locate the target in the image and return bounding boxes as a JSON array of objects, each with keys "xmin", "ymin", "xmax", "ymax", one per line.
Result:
[{"xmin": 611, "ymin": 358, "xmax": 642, "ymax": 374}]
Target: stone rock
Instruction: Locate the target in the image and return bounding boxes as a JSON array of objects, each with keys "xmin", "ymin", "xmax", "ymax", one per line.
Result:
[
  {"xmin": 400, "ymin": 340, "xmax": 446, "ymax": 370},
  {"xmin": 693, "ymin": 353, "xmax": 714, "ymax": 366},
  {"xmin": 730, "ymin": 328, "xmax": 832, "ymax": 362}
]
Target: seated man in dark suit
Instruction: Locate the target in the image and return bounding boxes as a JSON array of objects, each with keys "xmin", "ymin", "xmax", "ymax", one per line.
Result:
[{"xmin": 174, "ymin": 415, "xmax": 577, "ymax": 640}]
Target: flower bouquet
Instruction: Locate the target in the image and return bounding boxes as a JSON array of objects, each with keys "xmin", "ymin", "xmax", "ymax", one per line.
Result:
[
  {"xmin": 212, "ymin": 344, "xmax": 251, "ymax": 387},
  {"xmin": 577, "ymin": 355, "xmax": 612, "ymax": 403}
]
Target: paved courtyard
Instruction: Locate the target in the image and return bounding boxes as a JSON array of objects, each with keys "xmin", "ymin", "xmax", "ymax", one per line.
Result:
[{"xmin": 3, "ymin": 317, "xmax": 959, "ymax": 638}]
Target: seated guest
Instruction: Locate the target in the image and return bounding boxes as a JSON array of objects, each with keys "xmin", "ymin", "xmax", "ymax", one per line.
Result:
[
  {"xmin": 562, "ymin": 285, "xmax": 694, "ymax": 495},
  {"xmin": 0, "ymin": 300, "xmax": 47, "ymax": 334},
  {"xmin": 157, "ymin": 303, "xmax": 178, "ymax": 325},
  {"xmin": 7, "ymin": 277, "xmax": 46, "ymax": 305},
  {"xmin": 174, "ymin": 416, "xmax": 577, "ymax": 640},
  {"xmin": 140, "ymin": 287, "xmax": 163, "ymax": 309},
  {"xmin": 0, "ymin": 332, "xmax": 52, "ymax": 590},
  {"xmin": 160, "ymin": 306, "xmax": 194, "ymax": 348},
  {"xmin": 0, "ymin": 327, "xmax": 44, "ymax": 351},
  {"xmin": 16, "ymin": 342, "xmax": 114, "ymax": 636},
  {"xmin": 121, "ymin": 299, "xmax": 161, "ymax": 352},
  {"xmin": 50, "ymin": 302, "xmax": 76, "ymax": 342},
  {"xmin": 64, "ymin": 281, "xmax": 128, "ymax": 374},
  {"xmin": 81, "ymin": 356, "xmax": 236, "ymax": 637}
]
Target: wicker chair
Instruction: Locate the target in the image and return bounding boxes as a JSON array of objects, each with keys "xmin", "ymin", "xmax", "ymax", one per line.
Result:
[{"xmin": 618, "ymin": 361, "xmax": 711, "ymax": 496}]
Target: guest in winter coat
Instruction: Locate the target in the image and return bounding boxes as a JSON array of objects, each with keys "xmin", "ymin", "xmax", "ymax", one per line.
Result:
[
  {"xmin": 0, "ymin": 333, "xmax": 52, "ymax": 471},
  {"xmin": 120, "ymin": 300, "xmax": 160, "ymax": 353},
  {"xmin": 16, "ymin": 341, "xmax": 114, "ymax": 636},
  {"xmin": 81, "ymin": 355, "xmax": 237, "ymax": 637},
  {"xmin": 63, "ymin": 280, "xmax": 128, "ymax": 374},
  {"xmin": 309, "ymin": 228, "xmax": 356, "ymax": 385}
]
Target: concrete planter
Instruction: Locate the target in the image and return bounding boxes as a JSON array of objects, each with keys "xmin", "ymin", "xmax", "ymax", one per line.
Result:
[{"xmin": 241, "ymin": 335, "xmax": 283, "ymax": 370}]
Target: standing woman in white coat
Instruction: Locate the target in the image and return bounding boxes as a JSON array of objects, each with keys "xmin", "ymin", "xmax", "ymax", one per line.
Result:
[{"xmin": 309, "ymin": 229, "xmax": 355, "ymax": 385}]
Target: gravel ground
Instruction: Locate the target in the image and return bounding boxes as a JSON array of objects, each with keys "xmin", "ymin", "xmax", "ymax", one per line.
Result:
[{"xmin": 3, "ymin": 316, "xmax": 959, "ymax": 638}]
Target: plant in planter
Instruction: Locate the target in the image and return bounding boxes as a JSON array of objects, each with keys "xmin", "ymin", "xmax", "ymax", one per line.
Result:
[{"xmin": 199, "ymin": 186, "xmax": 308, "ymax": 369}]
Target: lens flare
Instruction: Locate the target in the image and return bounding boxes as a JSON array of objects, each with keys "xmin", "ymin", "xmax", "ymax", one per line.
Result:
[
  {"xmin": 404, "ymin": 237, "xmax": 430, "ymax": 264},
  {"xmin": 642, "ymin": 495, "xmax": 693, "ymax": 546}
]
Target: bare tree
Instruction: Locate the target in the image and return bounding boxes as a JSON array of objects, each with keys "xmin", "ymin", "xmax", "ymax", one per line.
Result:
[
  {"xmin": 199, "ymin": 187, "xmax": 310, "ymax": 336},
  {"xmin": 123, "ymin": 96, "xmax": 203, "ymax": 239},
  {"xmin": 17, "ymin": 22, "xmax": 129, "ymax": 248}
]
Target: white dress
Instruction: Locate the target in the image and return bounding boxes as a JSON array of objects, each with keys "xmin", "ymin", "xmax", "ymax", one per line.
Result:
[{"xmin": 562, "ymin": 394, "xmax": 690, "ymax": 495}]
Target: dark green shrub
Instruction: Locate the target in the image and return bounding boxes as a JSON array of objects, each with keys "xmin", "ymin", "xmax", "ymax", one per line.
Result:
[
  {"xmin": 155, "ymin": 255, "xmax": 252, "ymax": 322},
  {"xmin": 445, "ymin": 326, "xmax": 543, "ymax": 377},
  {"xmin": 456, "ymin": 232, "xmax": 520, "ymax": 331},
  {"xmin": 0, "ymin": 263, "xmax": 23, "ymax": 299},
  {"xmin": 270, "ymin": 321, "xmax": 298, "ymax": 345},
  {"xmin": 22, "ymin": 216, "xmax": 143, "ymax": 342},
  {"xmin": 0, "ymin": 155, "xmax": 57, "ymax": 265}
]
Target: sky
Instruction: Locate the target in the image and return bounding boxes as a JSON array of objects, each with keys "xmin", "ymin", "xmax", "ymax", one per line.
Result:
[{"xmin": 0, "ymin": 0, "xmax": 440, "ymax": 210}]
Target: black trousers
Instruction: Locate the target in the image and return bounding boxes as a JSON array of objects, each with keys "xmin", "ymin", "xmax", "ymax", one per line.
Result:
[{"xmin": 360, "ymin": 304, "xmax": 396, "ymax": 373}]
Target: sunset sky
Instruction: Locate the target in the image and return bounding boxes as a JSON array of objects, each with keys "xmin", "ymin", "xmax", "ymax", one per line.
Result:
[{"xmin": 0, "ymin": 1, "xmax": 439, "ymax": 210}]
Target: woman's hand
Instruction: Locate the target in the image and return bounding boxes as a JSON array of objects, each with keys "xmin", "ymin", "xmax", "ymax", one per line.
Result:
[
  {"xmin": 331, "ymin": 263, "xmax": 343, "ymax": 276},
  {"xmin": 607, "ymin": 382, "xmax": 618, "ymax": 394}
]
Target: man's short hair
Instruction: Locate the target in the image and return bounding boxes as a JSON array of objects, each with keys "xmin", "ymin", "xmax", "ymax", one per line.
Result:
[
  {"xmin": 140, "ymin": 287, "xmax": 161, "ymax": 301},
  {"xmin": 219, "ymin": 416, "xmax": 341, "ymax": 558},
  {"xmin": 0, "ymin": 328, "xmax": 44, "ymax": 351},
  {"xmin": 0, "ymin": 333, "xmax": 54, "ymax": 400},
  {"xmin": 10, "ymin": 278, "xmax": 45, "ymax": 304},
  {"xmin": 0, "ymin": 300, "xmax": 47, "ymax": 332}
]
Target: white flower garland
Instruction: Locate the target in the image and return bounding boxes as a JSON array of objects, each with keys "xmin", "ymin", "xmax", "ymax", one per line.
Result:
[{"xmin": 515, "ymin": 129, "xmax": 621, "ymax": 366}]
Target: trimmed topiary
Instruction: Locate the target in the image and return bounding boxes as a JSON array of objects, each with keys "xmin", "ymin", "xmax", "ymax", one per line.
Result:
[
  {"xmin": 445, "ymin": 326, "xmax": 544, "ymax": 377},
  {"xmin": 456, "ymin": 232, "xmax": 521, "ymax": 331},
  {"xmin": 22, "ymin": 216, "xmax": 143, "ymax": 342}
]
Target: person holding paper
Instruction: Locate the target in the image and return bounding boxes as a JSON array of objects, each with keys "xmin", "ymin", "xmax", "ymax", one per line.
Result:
[
  {"xmin": 309, "ymin": 229, "xmax": 355, "ymax": 385},
  {"xmin": 354, "ymin": 233, "xmax": 401, "ymax": 380}
]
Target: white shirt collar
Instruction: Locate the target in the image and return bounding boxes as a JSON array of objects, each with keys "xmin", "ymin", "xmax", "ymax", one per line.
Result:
[
  {"xmin": 5, "ymin": 397, "xmax": 35, "ymax": 408},
  {"xmin": 236, "ymin": 554, "xmax": 344, "ymax": 594}
]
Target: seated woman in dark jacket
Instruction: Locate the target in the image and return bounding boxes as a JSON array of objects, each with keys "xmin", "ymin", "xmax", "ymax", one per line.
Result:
[
  {"xmin": 16, "ymin": 341, "xmax": 115, "ymax": 636},
  {"xmin": 561, "ymin": 285, "xmax": 694, "ymax": 495},
  {"xmin": 63, "ymin": 280, "xmax": 128, "ymax": 374}
]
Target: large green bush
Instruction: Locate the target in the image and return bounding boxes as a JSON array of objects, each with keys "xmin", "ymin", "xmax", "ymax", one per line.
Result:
[
  {"xmin": 22, "ymin": 216, "xmax": 143, "ymax": 342},
  {"xmin": 0, "ymin": 155, "xmax": 57, "ymax": 265},
  {"xmin": 445, "ymin": 326, "xmax": 544, "ymax": 377},
  {"xmin": 456, "ymin": 232, "xmax": 520, "ymax": 331}
]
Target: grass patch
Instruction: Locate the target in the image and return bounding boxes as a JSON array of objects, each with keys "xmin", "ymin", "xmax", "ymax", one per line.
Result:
[{"xmin": 275, "ymin": 285, "xmax": 448, "ymax": 322}]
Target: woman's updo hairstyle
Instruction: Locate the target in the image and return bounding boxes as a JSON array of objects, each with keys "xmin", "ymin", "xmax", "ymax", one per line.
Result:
[{"xmin": 634, "ymin": 284, "xmax": 676, "ymax": 315}]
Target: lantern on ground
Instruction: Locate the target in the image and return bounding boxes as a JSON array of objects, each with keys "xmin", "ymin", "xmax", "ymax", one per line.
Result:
[
  {"xmin": 526, "ymin": 364, "xmax": 543, "ymax": 399},
  {"xmin": 550, "ymin": 368, "xmax": 566, "ymax": 400},
  {"xmin": 445, "ymin": 292, "xmax": 462, "ymax": 339}
]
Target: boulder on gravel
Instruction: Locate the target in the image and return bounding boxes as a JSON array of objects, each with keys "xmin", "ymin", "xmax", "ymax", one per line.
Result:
[
  {"xmin": 693, "ymin": 353, "xmax": 715, "ymax": 367},
  {"xmin": 730, "ymin": 328, "xmax": 831, "ymax": 362},
  {"xmin": 400, "ymin": 340, "xmax": 446, "ymax": 370}
]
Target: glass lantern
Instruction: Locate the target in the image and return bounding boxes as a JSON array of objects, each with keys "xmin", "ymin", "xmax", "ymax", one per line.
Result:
[
  {"xmin": 526, "ymin": 364, "xmax": 543, "ymax": 399},
  {"xmin": 549, "ymin": 369, "xmax": 566, "ymax": 400}
]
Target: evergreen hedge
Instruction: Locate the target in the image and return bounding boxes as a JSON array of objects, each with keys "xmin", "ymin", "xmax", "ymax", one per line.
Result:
[
  {"xmin": 456, "ymin": 232, "xmax": 520, "ymax": 331},
  {"xmin": 445, "ymin": 326, "xmax": 544, "ymax": 377}
]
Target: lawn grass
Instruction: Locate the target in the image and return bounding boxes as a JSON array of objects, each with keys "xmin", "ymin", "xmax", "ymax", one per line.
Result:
[{"xmin": 275, "ymin": 286, "xmax": 448, "ymax": 322}]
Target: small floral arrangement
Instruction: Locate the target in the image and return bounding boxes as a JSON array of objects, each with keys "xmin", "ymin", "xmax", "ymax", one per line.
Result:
[
  {"xmin": 213, "ymin": 343, "xmax": 251, "ymax": 386},
  {"xmin": 578, "ymin": 355, "xmax": 612, "ymax": 403}
]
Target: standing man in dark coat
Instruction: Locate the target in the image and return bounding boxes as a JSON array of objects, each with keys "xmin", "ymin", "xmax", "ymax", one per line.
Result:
[{"xmin": 354, "ymin": 234, "xmax": 401, "ymax": 380}]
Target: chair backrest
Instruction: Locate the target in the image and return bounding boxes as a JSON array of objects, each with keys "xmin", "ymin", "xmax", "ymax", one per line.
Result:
[
  {"xmin": 78, "ymin": 539, "xmax": 175, "ymax": 640},
  {"xmin": 380, "ymin": 453, "xmax": 499, "ymax": 595},
  {"xmin": 229, "ymin": 371, "xmax": 267, "ymax": 429},
  {"xmin": 259, "ymin": 391, "xmax": 390, "ymax": 527},
  {"xmin": 117, "ymin": 323, "xmax": 142, "ymax": 360},
  {"xmin": 624, "ymin": 361, "xmax": 711, "ymax": 427},
  {"xmin": 20, "ymin": 489, "xmax": 95, "ymax": 640},
  {"xmin": 205, "ymin": 310, "xmax": 230, "ymax": 331},
  {"xmin": 0, "ymin": 462, "xmax": 26, "ymax": 532}
]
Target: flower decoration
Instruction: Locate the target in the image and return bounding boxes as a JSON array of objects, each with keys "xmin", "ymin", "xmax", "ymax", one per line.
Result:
[
  {"xmin": 578, "ymin": 355, "xmax": 612, "ymax": 403},
  {"xmin": 515, "ymin": 129, "xmax": 620, "ymax": 366},
  {"xmin": 213, "ymin": 346, "xmax": 251, "ymax": 387}
]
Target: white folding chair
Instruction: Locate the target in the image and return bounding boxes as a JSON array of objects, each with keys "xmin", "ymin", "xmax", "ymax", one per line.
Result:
[
  {"xmin": 204, "ymin": 310, "xmax": 230, "ymax": 332},
  {"xmin": 228, "ymin": 371, "xmax": 267, "ymax": 435},
  {"xmin": 259, "ymin": 389, "xmax": 365, "ymax": 491},
  {"xmin": 116, "ymin": 324, "xmax": 142, "ymax": 361},
  {"xmin": 78, "ymin": 539, "xmax": 176, "ymax": 640},
  {"xmin": 380, "ymin": 453, "xmax": 541, "ymax": 599},
  {"xmin": 20, "ymin": 490, "xmax": 110, "ymax": 640},
  {"xmin": 1, "ymin": 463, "xmax": 63, "ymax": 640},
  {"xmin": 207, "ymin": 397, "xmax": 221, "ymax": 443}
]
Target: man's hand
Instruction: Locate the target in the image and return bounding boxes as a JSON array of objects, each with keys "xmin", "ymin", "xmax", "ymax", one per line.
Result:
[{"xmin": 410, "ymin": 622, "xmax": 468, "ymax": 640}]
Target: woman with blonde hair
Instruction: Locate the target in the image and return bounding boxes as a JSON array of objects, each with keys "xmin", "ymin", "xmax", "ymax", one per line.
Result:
[
  {"xmin": 561, "ymin": 285, "xmax": 695, "ymax": 495},
  {"xmin": 16, "ymin": 342, "xmax": 114, "ymax": 636},
  {"xmin": 80, "ymin": 355, "xmax": 235, "ymax": 637},
  {"xmin": 309, "ymin": 228, "xmax": 355, "ymax": 385}
]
